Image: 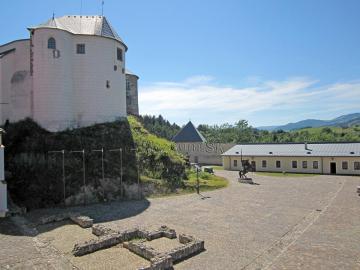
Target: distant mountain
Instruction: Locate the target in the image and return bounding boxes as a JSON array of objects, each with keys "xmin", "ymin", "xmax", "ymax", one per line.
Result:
[{"xmin": 257, "ymin": 113, "xmax": 360, "ymax": 131}]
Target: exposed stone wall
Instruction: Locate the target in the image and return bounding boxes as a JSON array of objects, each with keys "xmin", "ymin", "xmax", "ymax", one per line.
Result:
[
  {"xmin": 126, "ymin": 73, "xmax": 139, "ymax": 116},
  {"xmin": 70, "ymin": 215, "xmax": 93, "ymax": 228},
  {"xmin": 72, "ymin": 224, "xmax": 204, "ymax": 269}
]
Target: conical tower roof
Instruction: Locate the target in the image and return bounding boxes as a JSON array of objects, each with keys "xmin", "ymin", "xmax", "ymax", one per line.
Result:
[{"xmin": 172, "ymin": 121, "xmax": 206, "ymax": 143}]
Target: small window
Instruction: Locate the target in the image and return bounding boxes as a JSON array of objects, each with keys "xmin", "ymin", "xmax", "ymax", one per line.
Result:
[
  {"xmin": 114, "ymin": 65, "xmax": 117, "ymax": 71},
  {"xmin": 262, "ymin": 160, "xmax": 267, "ymax": 168},
  {"xmin": 313, "ymin": 161, "xmax": 319, "ymax": 169},
  {"xmin": 48, "ymin": 37, "xmax": 56, "ymax": 49},
  {"xmin": 276, "ymin": 160, "xmax": 281, "ymax": 168},
  {"xmin": 77, "ymin": 44, "xmax": 85, "ymax": 54},
  {"xmin": 354, "ymin": 162, "xmax": 360, "ymax": 170},
  {"xmin": 233, "ymin": 160, "xmax": 237, "ymax": 167},
  {"xmin": 106, "ymin": 80, "xmax": 110, "ymax": 89},
  {"xmin": 117, "ymin": 48, "xmax": 123, "ymax": 61},
  {"xmin": 126, "ymin": 80, "xmax": 131, "ymax": 91},
  {"xmin": 342, "ymin": 161, "xmax": 348, "ymax": 170},
  {"xmin": 292, "ymin": 161, "xmax": 297, "ymax": 168},
  {"xmin": 302, "ymin": 161, "xmax": 307, "ymax": 169}
]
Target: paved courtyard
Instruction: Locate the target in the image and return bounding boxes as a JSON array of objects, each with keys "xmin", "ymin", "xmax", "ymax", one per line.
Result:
[{"xmin": 1, "ymin": 171, "xmax": 360, "ymax": 269}]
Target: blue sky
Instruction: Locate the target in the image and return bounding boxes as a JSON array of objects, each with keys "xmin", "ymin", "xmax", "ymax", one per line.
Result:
[{"xmin": 1, "ymin": 0, "xmax": 360, "ymax": 127}]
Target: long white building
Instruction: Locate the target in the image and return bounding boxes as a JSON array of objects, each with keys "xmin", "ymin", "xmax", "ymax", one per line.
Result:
[
  {"xmin": 222, "ymin": 143, "xmax": 360, "ymax": 175},
  {"xmin": 0, "ymin": 15, "xmax": 138, "ymax": 131}
]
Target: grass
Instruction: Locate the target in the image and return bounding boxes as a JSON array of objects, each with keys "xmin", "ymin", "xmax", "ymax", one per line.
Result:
[
  {"xmin": 141, "ymin": 171, "xmax": 228, "ymax": 198},
  {"xmin": 255, "ymin": 172, "xmax": 317, "ymax": 177},
  {"xmin": 184, "ymin": 170, "xmax": 228, "ymax": 191}
]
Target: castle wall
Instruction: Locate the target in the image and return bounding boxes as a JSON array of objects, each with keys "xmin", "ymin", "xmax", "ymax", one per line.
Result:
[
  {"xmin": 32, "ymin": 28, "xmax": 75, "ymax": 131},
  {"xmin": 31, "ymin": 28, "xmax": 127, "ymax": 131},
  {"xmin": 126, "ymin": 73, "xmax": 139, "ymax": 115},
  {"xmin": 0, "ymin": 40, "xmax": 31, "ymax": 124},
  {"xmin": 72, "ymin": 35, "xmax": 127, "ymax": 127}
]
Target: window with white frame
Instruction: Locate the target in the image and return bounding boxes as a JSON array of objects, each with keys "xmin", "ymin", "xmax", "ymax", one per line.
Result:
[
  {"xmin": 76, "ymin": 44, "xmax": 85, "ymax": 54},
  {"xmin": 276, "ymin": 160, "xmax": 281, "ymax": 168},
  {"xmin": 48, "ymin": 37, "xmax": 56, "ymax": 49},
  {"xmin": 354, "ymin": 162, "xmax": 360, "ymax": 170},
  {"xmin": 302, "ymin": 161, "xmax": 307, "ymax": 169},
  {"xmin": 313, "ymin": 161, "xmax": 319, "ymax": 169},
  {"xmin": 233, "ymin": 160, "xmax": 238, "ymax": 167},
  {"xmin": 342, "ymin": 161, "xmax": 348, "ymax": 170},
  {"xmin": 292, "ymin": 161, "xmax": 297, "ymax": 168},
  {"xmin": 262, "ymin": 160, "xmax": 267, "ymax": 168}
]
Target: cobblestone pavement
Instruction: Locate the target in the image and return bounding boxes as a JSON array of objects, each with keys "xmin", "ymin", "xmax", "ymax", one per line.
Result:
[{"xmin": 1, "ymin": 172, "xmax": 360, "ymax": 269}]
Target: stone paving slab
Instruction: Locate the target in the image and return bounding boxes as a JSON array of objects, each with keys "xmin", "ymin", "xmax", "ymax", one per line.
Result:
[{"xmin": 1, "ymin": 172, "xmax": 360, "ymax": 269}]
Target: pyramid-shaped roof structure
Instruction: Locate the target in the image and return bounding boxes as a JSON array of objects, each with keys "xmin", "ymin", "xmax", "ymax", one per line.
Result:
[{"xmin": 173, "ymin": 121, "xmax": 206, "ymax": 143}]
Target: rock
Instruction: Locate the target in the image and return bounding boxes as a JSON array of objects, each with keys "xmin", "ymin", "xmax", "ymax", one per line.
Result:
[{"xmin": 70, "ymin": 215, "xmax": 93, "ymax": 228}]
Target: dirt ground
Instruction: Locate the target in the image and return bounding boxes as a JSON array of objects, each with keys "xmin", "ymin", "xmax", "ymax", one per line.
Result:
[{"xmin": 1, "ymin": 172, "xmax": 360, "ymax": 269}]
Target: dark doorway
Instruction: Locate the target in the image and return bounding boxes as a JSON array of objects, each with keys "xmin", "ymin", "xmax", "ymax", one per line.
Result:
[
  {"xmin": 194, "ymin": 156, "xmax": 199, "ymax": 164},
  {"xmin": 330, "ymin": 162, "xmax": 336, "ymax": 174},
  {"xmin": 251, "ymin": 161, "xmax": 256, "ymax": 172}
]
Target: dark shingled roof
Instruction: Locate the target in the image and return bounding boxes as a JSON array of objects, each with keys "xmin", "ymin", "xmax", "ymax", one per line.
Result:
[{"xmin": 172, "ymin": 121, "xmax": 206, "ymax": 143}]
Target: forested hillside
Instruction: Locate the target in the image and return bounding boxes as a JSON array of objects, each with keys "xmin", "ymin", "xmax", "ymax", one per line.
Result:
[
  {"xmin": 137, "ymin": 115, "xmax": 360, "ymax": 143},
  {"xmin": 137, "ymin": 115, "xmax": 180, "ymax": 140}
]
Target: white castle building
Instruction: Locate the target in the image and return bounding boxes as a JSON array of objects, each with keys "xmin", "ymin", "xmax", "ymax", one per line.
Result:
[{"xmin": 0, "ymin": 15, "xmax": 139, "ymax": 131}]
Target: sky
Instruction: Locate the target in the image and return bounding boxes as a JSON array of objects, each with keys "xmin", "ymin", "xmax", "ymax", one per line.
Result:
[{"xmin": 1, "ymin": 0, "xmax": 360, "ymax": 127}]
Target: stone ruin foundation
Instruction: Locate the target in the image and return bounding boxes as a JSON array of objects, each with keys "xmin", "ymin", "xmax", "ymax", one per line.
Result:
[
  {"xmin": 37, "ymin": 212, "xmax": 204, "ymax": 269},
  {"xmin": 74, "ymin": 223, "xmax": 204, "ymax": 270}
]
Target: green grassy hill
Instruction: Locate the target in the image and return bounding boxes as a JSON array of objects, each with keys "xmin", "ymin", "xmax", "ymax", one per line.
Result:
[
  {"xmin": 3, "ymin": 116, "xmax": 186, "ymax": 209},
  {"xmin": 288, "ymin": 125, "xmax": 360, "ymax": 142}
]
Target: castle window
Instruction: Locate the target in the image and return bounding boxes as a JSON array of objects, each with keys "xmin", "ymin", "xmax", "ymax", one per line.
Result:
[
  {"xmin": 117, "ymin": 48, "xmax": 123, "ymax": 61},
  {"xmin": 48, "ymin": 38, "xmax": 56, "ymax": 49},
  {"xmin": 77, "ymin": 44, "xmax": 86, "ymax": 54},
  {"xmin": 126, "ymin": 80, "xmax": 131, "ymax": 91},
  {"xmin": 106, "ymin": 80, "xmax": 110, "ymax": 89},
  {"xmin": 233, "ymin": 160, "xmax": 237, "ymax": 167},
  {"xmin": 302, "ymin": 161, "xmax": 307, "ymax": 169}
]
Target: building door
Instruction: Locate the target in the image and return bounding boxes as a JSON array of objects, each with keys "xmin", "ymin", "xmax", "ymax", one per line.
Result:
[
  {"xmin": 251, "ymin": 161, "xmax": 256, "ymax": 172},
  {"xmin": 330, "ymin": 162, "xmax": 336, "ymax": 174}
]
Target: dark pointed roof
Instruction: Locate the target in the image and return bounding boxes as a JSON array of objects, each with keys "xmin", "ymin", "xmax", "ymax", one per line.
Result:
[{"xmin": 173, "ymin": 121, "xmax": 206, "ymax": 143}]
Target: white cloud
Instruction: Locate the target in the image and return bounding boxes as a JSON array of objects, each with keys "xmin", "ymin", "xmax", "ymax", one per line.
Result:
[{"xmin": 139, "ymin": 76, "xmax": 360, "ymax": 125}]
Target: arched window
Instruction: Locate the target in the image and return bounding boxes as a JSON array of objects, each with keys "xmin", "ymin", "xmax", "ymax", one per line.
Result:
[{"xmin": 47, "ymin": 37, "xmax": 56, "ymax": 49}]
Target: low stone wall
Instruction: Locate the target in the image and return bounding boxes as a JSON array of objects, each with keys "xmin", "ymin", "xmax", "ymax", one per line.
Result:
[
  {"xmin": 169, "ymin": 237, "xmax": 205, "ymax": 263},
  {"xmin": 73, "ymin": 233, "xmax": 123, "ymax": 256},
  {"xmin": 39, "ymin": 212, "xmax": 80, "ymax": 225},
  {"xmin": 70, "ymin": 215, "xmax": 93, "ymax": 228},
  {"xmin": 72, "ymin": 224, "xmax": 204, "ymax": 269},
  {"xmin": 123, "ymin": 240, "xmax": 161, "ymax": 260},
  {"xmin": 92, "ymin": 224, "xmax": 116, "ymax": 237}
]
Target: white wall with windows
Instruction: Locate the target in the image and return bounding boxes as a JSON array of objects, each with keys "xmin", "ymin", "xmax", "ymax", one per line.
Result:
[{"xmin": 223, "ymin": 155, "xmax": 360, "ymax": 175}]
